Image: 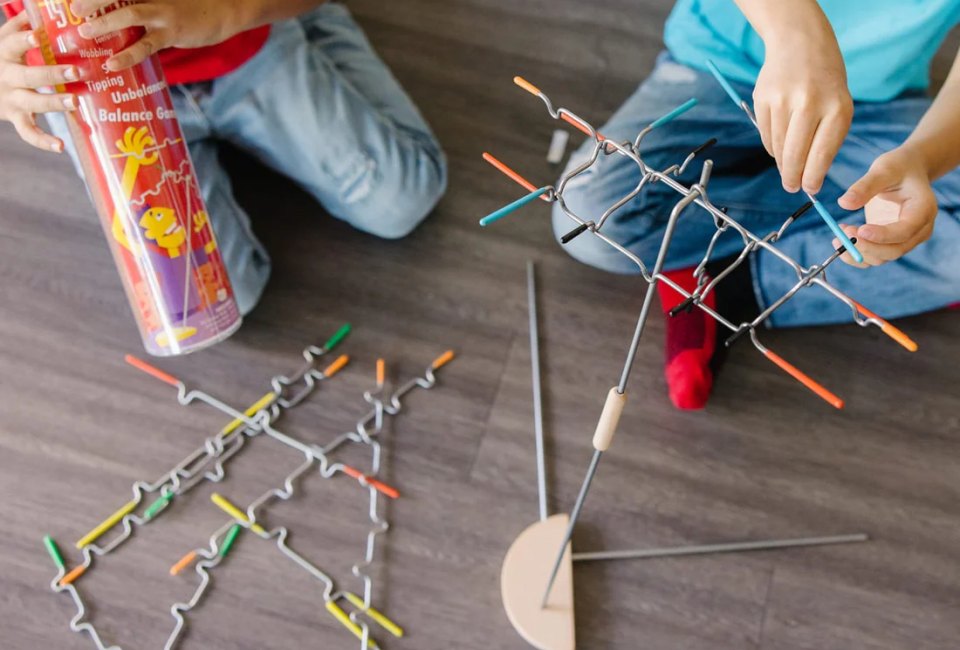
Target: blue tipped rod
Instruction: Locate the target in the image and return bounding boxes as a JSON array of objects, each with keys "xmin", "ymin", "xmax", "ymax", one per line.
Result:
[
  {"xmin": 706, "ymin": 59, "xmax": 744, "ymax": 107},
  {"xmin": 650, "ymin": 98, "xmax": 699, "ymax": 129},
  {"xmin": 811, "ymin": 199, "xmax": 864, "ymax": 263},
  {"xmin": 480, "ymin": 187, "xmax": 551, "ymax": 227},
  {"xmin": 706, "ymin": 58, "xmax": 865, "ymax": 263}
]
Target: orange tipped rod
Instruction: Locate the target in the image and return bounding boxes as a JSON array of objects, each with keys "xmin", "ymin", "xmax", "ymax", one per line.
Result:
[
  {"xmin": 342, "ymin": 465, "xmax": 400, "ymax": 499},
  {"xmin": 60, "ymin": 565, "xmax": 87, "ymax": 587},
  {"xmin": 323, "ymin": 354, "xmax": 350, "ymax": 378},
  {"xmin": 170, "ymin": 550, "xmax": 198, "ymax": 576},
  {"xmin": 560, "ymin": 112, "xmax": 605, "ymax": 140},
  {"xmin": 481, "ymin": 152, "xmax": 545, "ymax": 197},
  {"xmin": 124, "ymin": 354, "xmax": 181, "ymax": 388},
  {"xmin": 762, "ymin": 348, "xmax": 845, "ymax": 409},
  {"xmin": 432, "ymin": 350, "xmax": 455, "ymax": 370},
  {"xmin": 853, "ymin": 301, "xmax": 918, "ymax": 352},
  {"xmin": 513, "ymin": 75, "xmax": 542, "ymax": 97},
  {"xmin": 376, "ymin": 359, "xmax": 386, "ymax": 387}
]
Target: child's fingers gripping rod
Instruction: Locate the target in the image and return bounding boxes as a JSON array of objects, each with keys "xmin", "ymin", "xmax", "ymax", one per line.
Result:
[
  {"xmin": 705, "ymin": 60, "xmax": 865, "ymax": 263},
  {"xmin": 811, "ymin": 199, "xmax": 865, "ymax": 264}
]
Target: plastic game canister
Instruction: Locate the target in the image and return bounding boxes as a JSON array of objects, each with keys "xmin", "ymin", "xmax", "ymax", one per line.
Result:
[{"xmin": 21, "ymin": 0, "xmax": 241, "ymax": 356}]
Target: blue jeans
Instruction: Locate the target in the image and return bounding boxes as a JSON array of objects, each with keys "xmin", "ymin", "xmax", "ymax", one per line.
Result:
[
  {"xmin": 554, "ymin": 53, "xmax": 960, "ymax": 327},
  {"xmin": 51, "ymin": 3, "xmax": 447, "ymax": 314}
]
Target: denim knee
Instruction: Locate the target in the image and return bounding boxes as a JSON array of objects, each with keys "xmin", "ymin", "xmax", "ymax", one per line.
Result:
[{"xmin": 339, "ymin": 138, "xmax": 447, "ymax": 240}]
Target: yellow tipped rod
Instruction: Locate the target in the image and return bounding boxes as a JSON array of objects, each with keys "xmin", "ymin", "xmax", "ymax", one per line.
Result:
[
  {"xmin": 326, "ymin": 600, "xmax": 377, "ymax": 648},
  {"xmin": 344, "ymin": 592, "xmax": 404, "ymax": 638},
  {"xmin": 75, "ymin": 499, "xmax": 139, "ymax": 549},
  {"xmin": 210, "ymin": 493, "xmax": 266, "ymax": 535},
  {"xmin": 219, "ymin": 391, "xmax": 278, "ymax": 437}
]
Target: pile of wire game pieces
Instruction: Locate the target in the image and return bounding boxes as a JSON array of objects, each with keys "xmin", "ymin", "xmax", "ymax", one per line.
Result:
[{"xmin": 41, "ymin": 324, "xmax": 456, "ymax": 650}]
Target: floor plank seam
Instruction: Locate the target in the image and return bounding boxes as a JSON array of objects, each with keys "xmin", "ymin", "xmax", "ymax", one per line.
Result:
[
  {"xmin": 465, "ymin": 331, "xmax": 520, "ymax": 482},
  {"xmin": 756, "ymin": 566, "xmax": 777, "ymax": 650}
]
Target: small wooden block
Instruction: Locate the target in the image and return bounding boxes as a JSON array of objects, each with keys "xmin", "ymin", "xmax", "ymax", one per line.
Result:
[
  {"xmin": 864, "ymin": 196, "xmax": 901, "ymax": 225},
  {"xmin": 501, "ymin": 515, "xmax": 575, "ymax": 650}
]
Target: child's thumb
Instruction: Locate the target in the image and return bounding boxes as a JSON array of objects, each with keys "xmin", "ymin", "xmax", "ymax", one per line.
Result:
[{"xmin": 838, "ymin": 163, "xmax": 895, "ymax": 211}]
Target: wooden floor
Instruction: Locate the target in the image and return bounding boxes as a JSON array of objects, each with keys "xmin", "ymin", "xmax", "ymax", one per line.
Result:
[{"xmin": 2, "ymin": 2, "xmax": 959, "ymax": 649}]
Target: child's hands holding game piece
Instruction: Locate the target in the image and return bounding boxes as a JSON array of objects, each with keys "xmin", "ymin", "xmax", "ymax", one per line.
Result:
[
  {"xmin": 836, "ymin": 146, "xmax": 938, "ymax": 267},
  {"xmin": 741, "ymin": 0, "xmax": 854, "ymax": 196}
]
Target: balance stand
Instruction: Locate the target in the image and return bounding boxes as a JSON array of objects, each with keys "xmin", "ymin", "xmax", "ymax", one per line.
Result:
[{"xmin": 484, "ymin": 64, "xmax": 918, "ymax": 649}]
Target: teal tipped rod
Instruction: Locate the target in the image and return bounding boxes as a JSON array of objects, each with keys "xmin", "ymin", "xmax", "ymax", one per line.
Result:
[
  {"xmin": 812, "ymin": 199, "xmax": 864, "ymax": 263},
  {"xmin": 706, "ymin": 59, "xmax": 744, "ymax": 106},
  {"xmin": 650, "ymin": 98, "xmax": 698, "ymax": 129},
  {"xmin": 324, "ymin": 323, "xmax": 352, "ymax": 351},
  {"xmin": 706, "ymin": 59, "xmax": 865, "ymax": 263},
  {"xmin": 480, "ymin": 187, "xmax": 551, "ymax": 227}
]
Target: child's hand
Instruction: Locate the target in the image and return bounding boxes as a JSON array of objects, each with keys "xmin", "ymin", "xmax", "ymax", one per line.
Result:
[
  {"xmin": 0, "ymin": 13, "xmax": 78, "ymax": 152},
  {"xmin": 69, "ymin": 0, "xmax": 240, "ymax": 72},
  {"xmin": 836, "ymin": 146, "xmax": 938, "ymax": 267},
  {"xmin": 752, "ymin": 9, "xmax": 853, "ymax": 195}
]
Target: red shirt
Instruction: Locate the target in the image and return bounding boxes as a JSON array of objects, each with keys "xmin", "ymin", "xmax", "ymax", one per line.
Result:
[{"xmin": 2, "ymin": 2, "xmax": 269, "ymax": 84}]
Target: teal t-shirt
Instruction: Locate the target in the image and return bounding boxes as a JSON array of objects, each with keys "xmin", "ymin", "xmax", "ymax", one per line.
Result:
[{"xmin": 664, "ymin": 0, "xmax": 960, "ymax": 102}]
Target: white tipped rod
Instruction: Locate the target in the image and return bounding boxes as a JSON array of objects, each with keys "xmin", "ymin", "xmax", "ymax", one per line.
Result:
[{"xmin": 592, "ymin": 388, "xmax": 626, "ymax": 452}]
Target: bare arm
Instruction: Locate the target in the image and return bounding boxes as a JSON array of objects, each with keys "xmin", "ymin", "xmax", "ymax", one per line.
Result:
[
  {"xmin": 70, "ymin": 0, "xmax": 327, "ymax": 71},
  {"xmin": 732, "ymin": 0, "xmax": 853, "ymax": 195},
  {"xmin": 834, "ymin": 46, "xmax": 960, "ymax": 267},
  {"xmin": 905, "ymin": 51, "xmax": 960, "ymax": 181}
]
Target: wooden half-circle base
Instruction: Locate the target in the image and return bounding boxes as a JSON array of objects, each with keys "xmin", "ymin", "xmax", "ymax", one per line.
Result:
[{"xmin": 501, "ymin": 514, "xmax": 575, "ymax": 650}]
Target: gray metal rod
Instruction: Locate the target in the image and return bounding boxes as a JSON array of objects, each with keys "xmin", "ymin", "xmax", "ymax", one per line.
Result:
[
  {"xmin": 541, "ymin": 449, "xmax": 603, "ymax": 608},
  {"xmin": 572, "ymin": 533, "xmax": 869, "ymax": 562},
  {"xmin": 527, "ymin": 261, "xmax": 549, "ymax": 523}
]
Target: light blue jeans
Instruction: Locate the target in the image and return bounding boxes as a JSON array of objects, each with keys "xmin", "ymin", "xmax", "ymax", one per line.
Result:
[
  {"xmin": 554, "ymin": 53, "xmax": 960, "ymax": 327},
  {"xmin": 51, "ymin": 3, "xmax": 447, "ymax": 314}
]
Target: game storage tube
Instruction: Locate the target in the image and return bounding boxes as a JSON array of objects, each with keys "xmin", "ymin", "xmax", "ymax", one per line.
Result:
[{"xmin": 22, "ymin": 0, "xmax": 241, "ymax": 356}]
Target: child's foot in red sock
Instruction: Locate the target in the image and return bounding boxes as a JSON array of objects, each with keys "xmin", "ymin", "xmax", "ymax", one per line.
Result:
[
  {"xmin": 657, "ymin": 259, "xmax": 759, "ymax": 410},
  {"xmin": 658, "ymin": 270, "xmax": 716, "ymax": 410}
]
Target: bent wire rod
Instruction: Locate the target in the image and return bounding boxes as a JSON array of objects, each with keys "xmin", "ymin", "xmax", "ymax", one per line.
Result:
[
  {"xmin": 43, "ymin": 536, "xmax": 120, "ymax": 650},
  {"xmin": 478, "ymin": 77, "xmax": 919, "ymax": 608}
]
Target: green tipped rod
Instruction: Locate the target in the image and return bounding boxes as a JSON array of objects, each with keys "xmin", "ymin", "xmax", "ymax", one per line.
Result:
[
  {"xmin": 144, "ymin": 491, "xmax": 174, "ymax": 520},
  {"xmin": 44, "ymin": 535, "xmax": 66, "ymax": 571},
  {"xmin": 706, "ymin": 59, "xmax": 744, "ymax": 107},
  {"xmin": 219, "ymin": 524, "xmax": 243, "ymax": 558},
  {"xmin": 323, "ymin": 323, "xmax": 352, "ymax": 351},
  {"xmin": 650, "ymin": 98, "xmax": 698, "ymax": 129},
  {"xmin": 480, "ymin": 187, "xmax": 550, "ymax": 227}
]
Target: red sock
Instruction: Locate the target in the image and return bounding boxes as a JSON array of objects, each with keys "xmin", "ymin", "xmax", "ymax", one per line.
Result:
[{"xmin": 657, "ymin": 269, "xmax": 716, "ymax": 410}]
